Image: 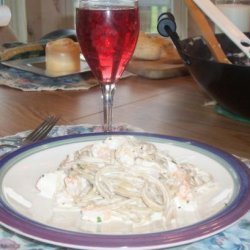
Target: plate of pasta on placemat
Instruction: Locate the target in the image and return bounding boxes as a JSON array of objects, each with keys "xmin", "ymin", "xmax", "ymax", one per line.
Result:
[{"xmin": 0, "ymin": 132, "xmax": 249, "ymax": 249}]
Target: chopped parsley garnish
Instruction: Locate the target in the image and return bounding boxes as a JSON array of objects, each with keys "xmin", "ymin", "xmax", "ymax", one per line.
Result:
[{"xmin": 96, "ymin": 216, "xmax": 102, "ymax": 223}]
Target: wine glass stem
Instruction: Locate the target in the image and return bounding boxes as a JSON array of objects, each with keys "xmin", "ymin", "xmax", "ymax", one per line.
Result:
[{"xmin": 101, "ymin": 83, "xmax": 116, "ymax": 132}]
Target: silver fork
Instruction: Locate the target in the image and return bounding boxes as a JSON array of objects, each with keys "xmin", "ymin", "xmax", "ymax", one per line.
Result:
[{"xmin": 0, "ymin": 115, "xmax": 59, "ymax": 149}]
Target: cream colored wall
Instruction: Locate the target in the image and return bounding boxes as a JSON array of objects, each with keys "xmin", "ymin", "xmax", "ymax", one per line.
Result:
[
  {"xmin": 4, "ymin": 0, "xmax": 75, "ymax": 42},
  {"xmin": 26, "ymin": 0, "xmax": 75, "ymax": 42},
  {"xmin": 5, "ymin": 0, "xmax": 191, "ymax": 43},
  {"xmin": 0, "ymin": 26, "xmax": 17, "ymax": 44},
  {"xmin": 4, "ymin": 0, "xmax": 27, "ymax": 42}
]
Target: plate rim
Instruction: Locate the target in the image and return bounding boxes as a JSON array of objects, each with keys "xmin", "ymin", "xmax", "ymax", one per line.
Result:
[{"xmin": 0, "ymin": 131, "xmax": 249, "ymax": 249}]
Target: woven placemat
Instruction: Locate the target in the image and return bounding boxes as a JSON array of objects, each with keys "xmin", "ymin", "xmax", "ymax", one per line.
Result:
[
  {"xmin": 0, "ymin": 64, "xmax": 133, "ymax": 91},
  {"xmin": 0, "ymin": 63, "xmax": 98, "ymax": 91}
]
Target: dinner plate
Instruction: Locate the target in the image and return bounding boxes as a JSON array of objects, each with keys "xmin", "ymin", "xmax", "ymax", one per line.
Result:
[
  {"xmin": 0, "ymin": 132, "xmax": 249, "ymax": 250},
  {"xmin": 1, "ymin": 56, "xmax": 90, "ymax": 78}
]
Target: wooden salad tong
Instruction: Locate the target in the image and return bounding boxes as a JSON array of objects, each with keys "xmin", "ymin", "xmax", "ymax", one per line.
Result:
[{"xmin": 184, "ymin": 0, "xmax": 231, "ymax": 64}]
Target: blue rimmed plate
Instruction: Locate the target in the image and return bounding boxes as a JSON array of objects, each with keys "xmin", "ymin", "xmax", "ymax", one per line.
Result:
[{"xmin": 0, "ymin": 132, "xmax": 249, "ymax": 249}]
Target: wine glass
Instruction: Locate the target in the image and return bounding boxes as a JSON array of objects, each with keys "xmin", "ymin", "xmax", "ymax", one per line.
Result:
[{"xmin": 76, "ymin": 0, "xmax": 139, "ymax": 132}]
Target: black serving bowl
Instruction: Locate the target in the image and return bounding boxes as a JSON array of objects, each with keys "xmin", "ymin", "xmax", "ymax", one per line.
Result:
[{"xmin": 180, "ymin": 33, "xmax": 250, "ymax": 119}]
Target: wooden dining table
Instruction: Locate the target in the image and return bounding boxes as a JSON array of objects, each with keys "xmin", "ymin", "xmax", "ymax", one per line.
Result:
[
  {"xmin": 0, "ymin": 72, "xmax": 249, "ymax": 159},
  {"xmin": 0, "ymin": 30, "xmax": 250, "ymax": 249},
  {"xmin": 0, "ymin": 26, "xmax": 249, "ymax": 159}
]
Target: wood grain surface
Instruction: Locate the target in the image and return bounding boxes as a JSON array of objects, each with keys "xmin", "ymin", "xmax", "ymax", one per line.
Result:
[
  {"xmin": 0, "ymin": 74, "xmax": 249, "ymax": 159},
  {"xmin": 127, "ymin": 59, "xmax": 188, "ymax": 79}
]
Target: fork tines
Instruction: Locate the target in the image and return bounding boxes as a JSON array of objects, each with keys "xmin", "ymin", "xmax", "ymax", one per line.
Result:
[{"xmin": 23, "ymin": 115, "xmax": 59, "ymax": 144}]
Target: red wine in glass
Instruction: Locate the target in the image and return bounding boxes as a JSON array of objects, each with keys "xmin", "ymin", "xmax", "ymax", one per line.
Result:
[{"xmin": 76, "ymin": 1, "xmax": 139, "ymax": 131}]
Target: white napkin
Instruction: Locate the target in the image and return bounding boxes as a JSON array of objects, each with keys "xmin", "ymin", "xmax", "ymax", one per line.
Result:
[{"xmin": 0, "ymin": 5, "xmax": 11, "ymax": 27}]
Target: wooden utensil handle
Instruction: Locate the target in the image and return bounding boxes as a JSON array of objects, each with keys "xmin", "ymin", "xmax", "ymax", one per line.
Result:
[{"xmin": 184, "ymin": 0, "xmax": 231, "ymax": 64}]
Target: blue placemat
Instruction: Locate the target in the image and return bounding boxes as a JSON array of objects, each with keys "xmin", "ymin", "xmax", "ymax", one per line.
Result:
[
  {"xmin": 0, "ymin": 124, "xmax": 249, "ymax": 250},
  {"xmin": 0, "ymin": 64, "xmax": 134, "ymax": 92},
  {"xmin": 0, "ymin": 63, "xmax": 98, "ymax": 91}
]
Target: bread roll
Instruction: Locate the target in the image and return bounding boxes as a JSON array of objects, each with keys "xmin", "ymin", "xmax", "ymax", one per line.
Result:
[
  {"xmin": 133, "ymin": 31, "xmax": 181, "ymax": 63},
  {"xmin": 46, "ymin": 38, "xmax": 81, "ymax": 76},
  {"xmin": 133, "ymin": 32, "xmax": 162, "ymax": 60}
]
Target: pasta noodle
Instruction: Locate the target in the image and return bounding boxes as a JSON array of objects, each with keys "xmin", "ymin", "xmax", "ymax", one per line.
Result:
[{"xmin": 37, "ymin": 136, "xmax": 216, "ymax": 232}]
